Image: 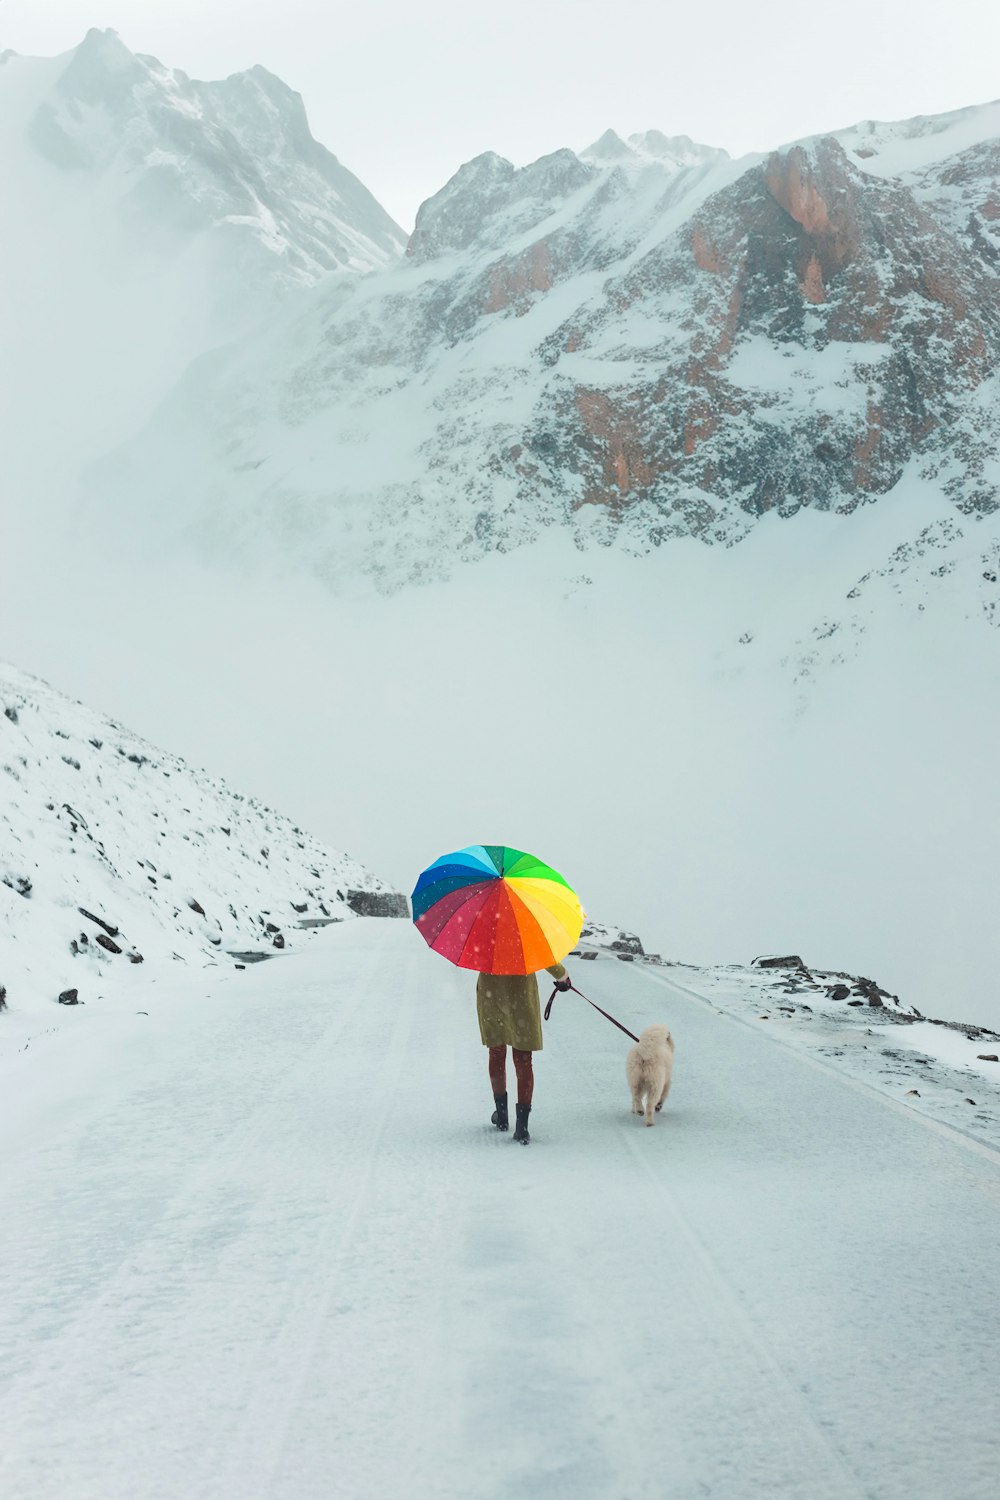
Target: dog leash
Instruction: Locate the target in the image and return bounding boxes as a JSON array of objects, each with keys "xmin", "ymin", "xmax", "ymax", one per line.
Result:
[{"xmin": 544, "ymin": 982, "xmax": 640, "ymax": 1044}]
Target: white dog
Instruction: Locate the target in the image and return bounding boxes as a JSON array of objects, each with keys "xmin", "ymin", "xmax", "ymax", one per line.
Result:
[{"xmin": 626, "ymin": 1024, "xmax": 675, "ymax": 1126}]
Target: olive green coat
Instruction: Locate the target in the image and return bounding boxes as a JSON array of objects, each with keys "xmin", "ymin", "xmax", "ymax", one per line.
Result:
[{"xmin": 476, "ymin": 962, "xmax": 567, "ymax": 1052}]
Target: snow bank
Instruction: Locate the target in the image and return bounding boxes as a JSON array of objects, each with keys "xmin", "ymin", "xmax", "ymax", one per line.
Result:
[{"xmin": 0, "ymin": 661, "xmax": 399, "ymax": 1019}]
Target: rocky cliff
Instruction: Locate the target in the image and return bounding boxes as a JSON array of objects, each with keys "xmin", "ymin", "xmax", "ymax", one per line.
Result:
[{"xmin": 85, "ymin": 98, "xmax": 1000, "ymax": 590}]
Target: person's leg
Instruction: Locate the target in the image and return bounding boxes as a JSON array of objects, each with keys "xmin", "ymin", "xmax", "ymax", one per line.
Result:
[
  {"xmin": 512, "ymin": 1050, "xmax": 534, "ymax": 1143},
  {"xmin": 489, "ymin": 1046, "xmax": 508, "ymax": 1129},
  {"xmin": 511, "ymin": 1049, "xmax": 534, "ymax": 1107},
  {"xmin": 488, "ymin": 1045, "xmax": 507, "ymax": 1096}
]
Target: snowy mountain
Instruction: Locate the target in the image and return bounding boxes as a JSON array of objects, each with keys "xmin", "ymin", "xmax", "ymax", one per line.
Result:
[
  {"xmin": 0, "ymin": 29, "xmax": 406, "ymax": 569},
  {"xmin": 4, "ymin": 66, "xmax": 1000, "ymax": 1499},
  {"xmin": 0, "ymin": 661, "xmax": 403, "ymax": 1018},
  {"xmin": 70, "ymin": 99, "xmax": 999, "ymax": 591},
  {"xmin": 3, "ymin": 60, "xmax": 1000, "ymax": 1031},
  {"xmin": 3, "ymin": 28, "xmax": 404, "ymax": 289}
]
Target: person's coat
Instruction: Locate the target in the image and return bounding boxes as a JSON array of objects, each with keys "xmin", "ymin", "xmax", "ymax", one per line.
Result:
[{"xmin": 476, "ymin": 962, "xmax": 567, "ymax": 1051}]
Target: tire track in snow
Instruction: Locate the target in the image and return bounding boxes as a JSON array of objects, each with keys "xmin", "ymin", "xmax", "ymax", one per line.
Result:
[
  {"xmin": 213, "ymin": 941, "xmax": 422, "ymax": 1498},
  {"xmin": 550, "ymin": 958, "xmax": 1000, "ymax": 1500},
  {"xmin": 0, "ymin": 944, "xmax": 390, "ymax": 1500},
  {"xmin": 248, "ymin": 939, "xmax": 496, "ymax": 1500},
  {"xmin": 553, "ymin": 1000, "xmax": 871, "ymax": 1500}
]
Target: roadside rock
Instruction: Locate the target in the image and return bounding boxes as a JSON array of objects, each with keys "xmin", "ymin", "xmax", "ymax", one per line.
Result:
[
  {"xmin": 346, "ymin": 889, "xmax": 409, "ymax": 918},
  {"xmin": 78, "ymin": 907, "xmax": 119, "ymax": 937}
]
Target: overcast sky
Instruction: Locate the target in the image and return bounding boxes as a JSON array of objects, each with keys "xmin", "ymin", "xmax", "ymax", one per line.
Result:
[{"xmin": 3, "ymin": 0, "xmax": 999, "ymax": 228}]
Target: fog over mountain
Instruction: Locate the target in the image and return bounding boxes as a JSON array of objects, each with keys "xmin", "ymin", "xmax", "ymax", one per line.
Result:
[{"xmin": 3, "ymin": 32, "xmax": 999, "ymax": 1026}]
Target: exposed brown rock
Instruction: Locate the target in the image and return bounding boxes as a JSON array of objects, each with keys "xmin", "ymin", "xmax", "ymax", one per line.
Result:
[
  {"xmin": 853, "ymin": 399, "xmax": 885, "ymax": 488},
  {"xmin": 800, "ymin": 254, "xmax": 826, "ymax": 304},
  {"xmin": 574, "ymin": 388, "xmax": 654, "ymax": 502},
  {"xmin": 485, "ymin": 240, "xmax": 554, "ymax": 315},
  {"xmin": 692, "ymin": 225, "xmax": 725, "ymax": 275},
  {"xmin": 764, "ymin": 142, "xmax": 862, "ymax": 278}
]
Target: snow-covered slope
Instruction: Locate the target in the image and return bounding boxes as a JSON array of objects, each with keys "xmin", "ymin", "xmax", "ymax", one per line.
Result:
[
  {"xmin": 832, "ymin": 97, "xmax": 1000, "ymax": 180},
  {"xmin": 0, "ymin": 661, "xmax": 402, "ymax": 1018}
]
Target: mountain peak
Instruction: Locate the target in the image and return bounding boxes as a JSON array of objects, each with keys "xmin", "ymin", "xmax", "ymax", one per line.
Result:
[
  {"xmin": 55, "ymin": 27, "xmax": 145, "ymax": 104},
  {"xmin": 408, "ymin": 146, "xmax": 596, "ymax": 260},
  {"xmin": 12, "ymin": 33, "xmax": 405, "ymax": 283},
  {"xmin": 581, "ymin": 128, "xmax": 729, "ymax": 171},
  {"xmin": 77, "ymin": 26, "xmax": 133, "ymax": 60},
  {"xmin": 629, "ymin": 129, "xmax": 729, "ymax": 166},
  {"xmin": 582, "ymin": 128, "xmax": 634, "ymax": 162}
]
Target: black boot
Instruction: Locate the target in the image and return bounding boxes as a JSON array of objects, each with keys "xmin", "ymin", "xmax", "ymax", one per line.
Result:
[
  {"xmin": 491, "ymin": 1093, "xmax": 509, "ymax": 1131},
  {"xmin": 513, "ymin": 1103, "xmax": 531, "ymax": 1144}
]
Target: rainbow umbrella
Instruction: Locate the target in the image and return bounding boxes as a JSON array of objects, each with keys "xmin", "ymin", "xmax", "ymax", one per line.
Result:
[{"xmin": 412, "ymin": 845, "xmax": 584, "ymax": 975}]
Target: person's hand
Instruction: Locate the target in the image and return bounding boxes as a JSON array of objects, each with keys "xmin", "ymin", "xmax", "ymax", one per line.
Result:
[{"xmin": 555, "ymin": 975, "xmax": 572, "ymax": 992}]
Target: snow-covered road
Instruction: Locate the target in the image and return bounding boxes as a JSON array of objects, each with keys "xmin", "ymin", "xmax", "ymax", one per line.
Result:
[{"xmin": 2, "ymin": 921, "xmax": 998, "ymax": 1500}]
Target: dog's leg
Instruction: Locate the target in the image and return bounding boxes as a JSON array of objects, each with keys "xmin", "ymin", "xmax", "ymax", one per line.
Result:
[
  {"xmin": 655, "ymin": 1075, "xmax": 671, "ymax": 1112},
  {"xmin": 643, "ymin": 1089, "xmax": 656, "ymax": 1127}
]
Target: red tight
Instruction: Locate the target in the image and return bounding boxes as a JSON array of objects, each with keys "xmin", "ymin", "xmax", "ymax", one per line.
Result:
[{"xmin": 488, "ymin": 1046, "xmax": 534, "ymax": 1107}]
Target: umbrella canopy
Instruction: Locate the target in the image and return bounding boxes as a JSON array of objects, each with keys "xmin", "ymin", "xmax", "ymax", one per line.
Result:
[{"xmin": 412, "ymin": 844, "xmax": 584, "ymax": 975}]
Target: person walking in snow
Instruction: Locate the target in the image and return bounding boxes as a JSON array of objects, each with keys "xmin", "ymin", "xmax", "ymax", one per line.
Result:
[{"xmin": 478, "ymin": 961, "xmax": 572, "ymax": 1143}]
